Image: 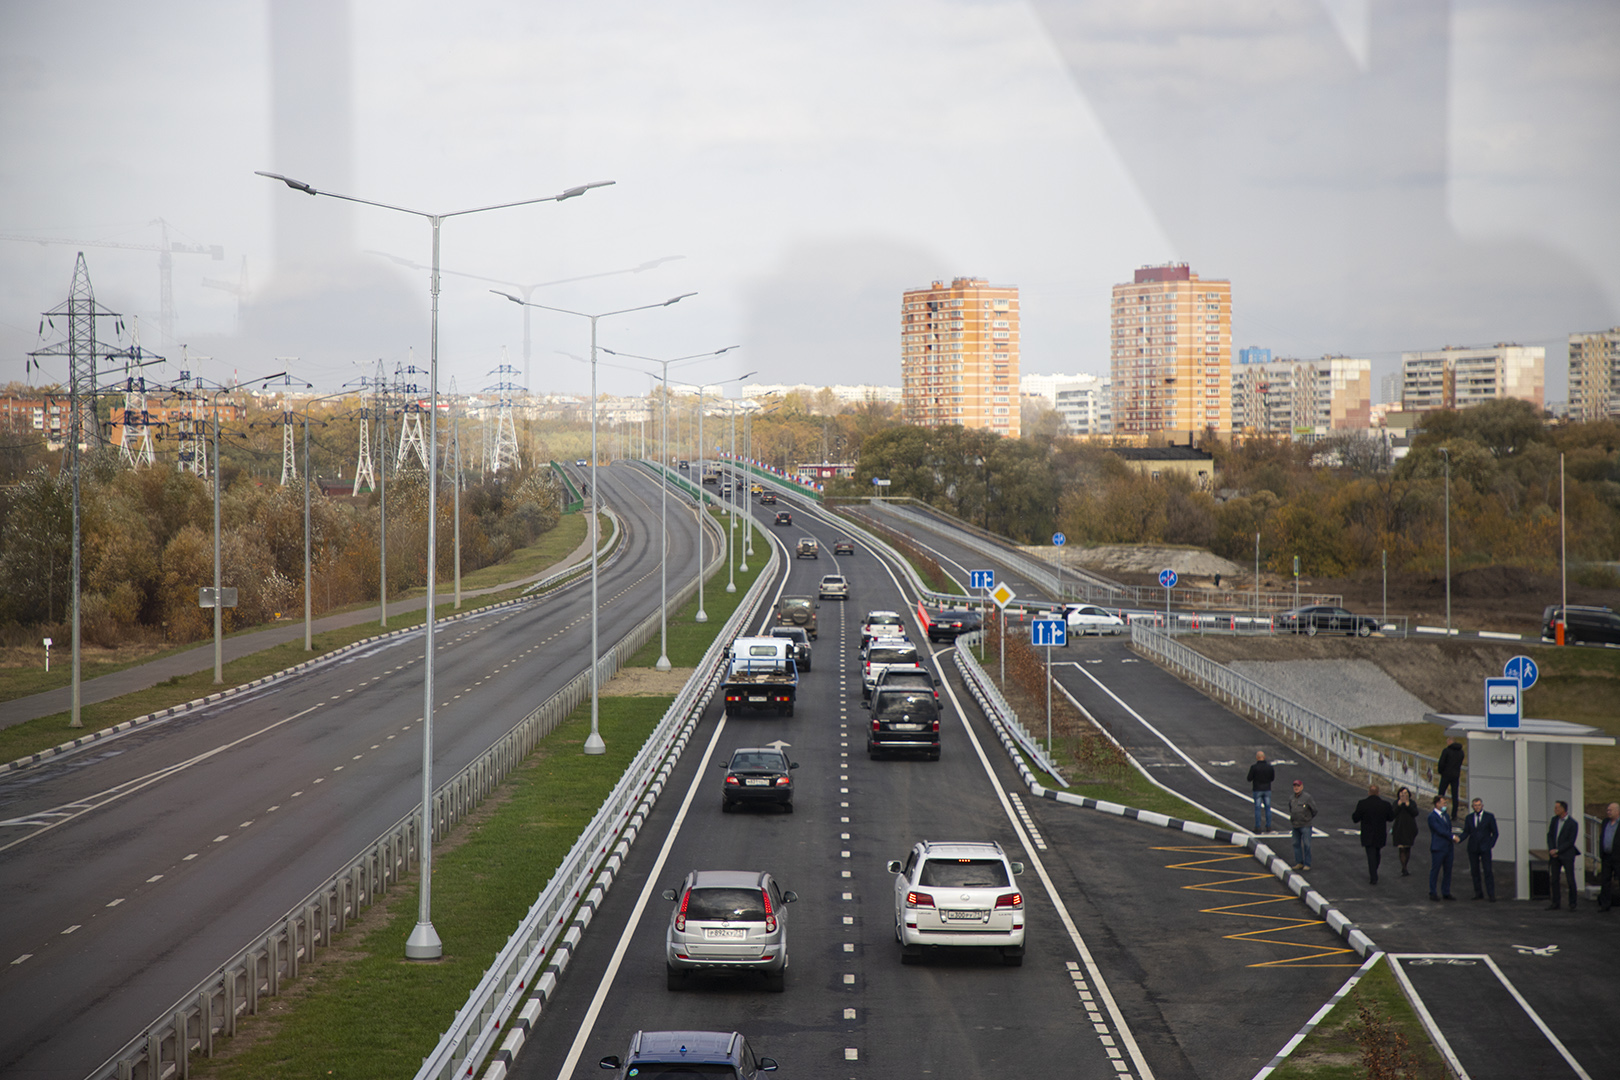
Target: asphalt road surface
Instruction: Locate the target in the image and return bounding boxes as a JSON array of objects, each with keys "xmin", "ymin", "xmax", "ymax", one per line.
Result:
[{"xmin": 0, "ymin": 463, "xmax": 707, "ymax": 1080}]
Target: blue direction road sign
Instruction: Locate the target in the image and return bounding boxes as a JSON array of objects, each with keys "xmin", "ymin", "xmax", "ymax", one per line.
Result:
[
  {"xmin": 971, "ymin": 569, "xmax": 995, "ymax": 590},
  {"xmin": 1031, "ymin": 619, "xmax": 1067, "ymax": 647},
  {"xmin": 1158, "ymin": 569, "xmax": 1178, "ymax": 589},
  {"xmin": 1504, "ymin": 655, "xmax": 1539, "ymax": 691},
  {"xmin": 1485, "ymin": 677, "xmax": 1521, "ymax": 729},
  {"xmin": 1053, "ymin": 532, "xmax": 1066, "ymax": 546}
]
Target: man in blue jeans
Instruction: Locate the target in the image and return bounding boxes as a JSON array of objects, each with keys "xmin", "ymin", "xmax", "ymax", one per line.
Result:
[
  {"xmin": 1428, "ymin": 795, "xmax": 1458, "ymax": 900},
  {"xmin": 1247, "ymin": 751, "xmax": 1276, "ymax": 832},
  {"xmin": 1288, "ymin": 779, "xmax": 1317, "ymax": 870}
]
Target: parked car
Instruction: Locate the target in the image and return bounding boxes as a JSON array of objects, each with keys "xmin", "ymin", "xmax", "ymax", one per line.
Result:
[
  {"xmin": 662, "ymin": 870, "xmax": 797, "ymax": 991},
  {"xmin": 833, "ymin": 540, "xmax": 856, "ymax": 555},
  {"xmin": 775, "ymin": 595, "xmax": 818, "ymax": 639},
  {"xmin": 796, "ymin": 538, "xmax": 818, "ymax": 559},
  {"xmin": 926, "ymin": 608, "xmax": 981, "ymax": 643},
  {"xmin": 774, "ymin": 510, "xmax": 792, "ymax": 526},
  {"xmin": 1542, "ymin": 605, "xmax": 1620, "ymax": 646},
  {"xmin": 1276, "ymin": 605, "xmax": 1379, "ymax": 637},
  {"xmin": 599, "ymin": 1030, "xmax": 778, "ymax": 1078},
  {"xmin": 769, "ymin": 625, "xmax": 811, "ymax": 671},
  {"xmin": 818, "ymin": 574, "xmax": 848, "ymax": 600},
  {"xmin": 888, "ymin": 840, "xmax": 1025, "ymax": 965},
  {"xmin": 721, "ymin": 747, "xmax": 798, "ymax": 813},
  {"xmin": 859, "ymin": 610, "xmax": 906, "ymax": 649},
  {"xmin": 1063, "ymin": 603, "xmax": 1125, "ymax": 637}
]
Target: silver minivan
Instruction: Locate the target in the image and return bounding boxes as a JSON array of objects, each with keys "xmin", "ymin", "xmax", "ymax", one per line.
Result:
[{"xmin": 663, "ymin": 870, "xmax": 798, "ymax": 991}]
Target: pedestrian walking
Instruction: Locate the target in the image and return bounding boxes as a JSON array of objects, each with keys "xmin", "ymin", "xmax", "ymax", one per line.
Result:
[
  {"xmin": 1428, "ymin": 796, "xmax": 1457, "ymax": 900},
  {"xmin": 1288, "ymin": 779, "xmax": 1318, "ymax": 870},
  {"xmin": 1247, "ymin": 751, "xmax": 1276, "ymax": 833},
  {"xmin": 1547, "ymin": 800, "xmax": 1580, "ymax": 911},
  {"xmin": 1391, "ymin": 787, "xmax": 1419, "ymax": 877},
  {"xmin": 1352, "ymin": 783, "xmax": 1394, "ymax": 884},
  {"xmin": 1436, "ymin": 737, "xmax": 1465, "ymax": 821},
  {"xmin": 1461, "ymin": 797, "xmax": 1499, "ymax": 901},
  {"xmin": 1597, "ymin": 803, "xmax": 1619, "ymax": 913}
]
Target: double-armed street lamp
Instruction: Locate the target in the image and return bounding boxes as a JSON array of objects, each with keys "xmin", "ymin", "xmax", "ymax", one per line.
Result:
[
  {"xmin": 600, "ymin": 345, "xmax": 738, "ymax": 671},
  {"xmin": 493, "ymin": 291, "xmax": 695, "ymax": 755},
  {"xmin": 260, "ymin": 169, "xmax": 612, "ymax": 962}
]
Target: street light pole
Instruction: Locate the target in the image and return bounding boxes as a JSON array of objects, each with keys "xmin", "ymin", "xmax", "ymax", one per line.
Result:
[
  {"xmin": 262, "ymin": 169, "xmax": 612, "ymax": 962},
  {"xmin": 1439, "ymin": 445, "xmax": 1451, "ymax": 635},
  {"xmin": 494, "ymin": 290, "xmax": 695, "ymax": 753}
]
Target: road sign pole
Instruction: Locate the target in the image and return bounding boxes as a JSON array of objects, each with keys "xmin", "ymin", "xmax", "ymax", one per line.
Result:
[
  {"xmin": 999, "ymin": 606, "xmax": 1005, "ymax": 684},
  {"xmin": 1046, "ymin": 640, "xmax": 1053, "ymax": 756}
]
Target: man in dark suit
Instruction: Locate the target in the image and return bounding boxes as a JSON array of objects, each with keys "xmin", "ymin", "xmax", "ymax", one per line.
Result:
[
  {"xmin": 1547, "ymin": 800, "xmax": 1580, "ymax": 911},
  {"xmin": 1461, "ymin": 797, "xmax": 1499, "ymax": 901},
  {"xmin": 1597, "ymin": 803, "xmax": 1619, "ymax": 913},
  {"xmin": 1428, "ymin": 796, "xmax": 1457, "ymax": 901},
  {"xmin": 1352, "ymin": 783, "xmax": 1394, "ymax": 885},
  {"xmin": 1436, "ymin": 737, "xmax": 1465, "ymax": 821}
]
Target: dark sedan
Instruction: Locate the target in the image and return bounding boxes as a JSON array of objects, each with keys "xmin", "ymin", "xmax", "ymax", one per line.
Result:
[
  {"xmin": 1277, "ymin": 605, "xmax": 1379, "ymax": 637},
  {"xmin": 721, "ymin": 748, "xmax": 798, "ymax": 813},
  {"xmin": 926, "ymin": 608, "xmax": 982, "ymax": 643},
  {"xmin": 773, "ymin": 511, "xmax": 792, "ymax": 526}
]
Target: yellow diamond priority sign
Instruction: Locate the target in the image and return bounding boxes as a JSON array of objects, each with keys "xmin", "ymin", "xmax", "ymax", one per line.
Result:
[{"xmin": 991, "ymin": 582, "xmax": 1016, "ymax": 609}]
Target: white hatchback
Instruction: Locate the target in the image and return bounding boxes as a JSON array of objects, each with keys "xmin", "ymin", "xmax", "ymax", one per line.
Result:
[{"xmin": 889, "ymin": 840, "xmax": 1025, "ymax": 965}]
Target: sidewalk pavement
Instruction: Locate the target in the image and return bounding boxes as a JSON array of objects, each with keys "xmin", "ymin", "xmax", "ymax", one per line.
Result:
[{"xmin": 0, "ymin": 526, "xmax": 597, "ymax": 731}]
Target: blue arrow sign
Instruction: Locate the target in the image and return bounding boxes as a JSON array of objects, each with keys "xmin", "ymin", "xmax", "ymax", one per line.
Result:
[
  {"xmin": 1159, "ymin": 569, "xmax": 1178, "ymax": 589},
  {"xmin": 1053, "ymin": 532, "xmax": 1066, "ymax": 546},
  {"xmin": 1504, "ymin": 655, "xmax": 1538, "ymax": 691},
  {"xmin": 1031, "ymin": 619, "xmax": 1066, "ymax": 647},
  {"xmin": 971, "ymin": 569, "xmax": 995, "ymax": 590}
]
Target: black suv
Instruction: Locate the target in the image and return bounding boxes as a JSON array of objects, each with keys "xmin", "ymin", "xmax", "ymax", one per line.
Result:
[
  {"xmin": 1543, "ymin": 605, "xmax": 1620, "ymax": 646},
  {"xmin": 600, "ymin": 1030, "xmax": 778, "ymax": 1077},
  {"xmin": 868, "ymin": 686, "xmax": 941, "ymax": 759},
  {"xmin": 769, "ymin": 626, "xmax": 812, "ymax": 671}
]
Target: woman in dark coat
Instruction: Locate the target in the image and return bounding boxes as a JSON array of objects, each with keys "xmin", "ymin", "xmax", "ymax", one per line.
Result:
[{"xmin": 1391, "ymin": 786, "xmax": 1420, "ymax": 876}]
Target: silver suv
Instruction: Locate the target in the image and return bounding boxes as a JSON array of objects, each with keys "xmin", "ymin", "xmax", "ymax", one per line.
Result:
[
  {"xmin": 662, "ymin": 870, "xmax": 798, "ymax": 991},
  {"xmin": 888, "ymin": 840, "xmax": 1026, "ymax": 965}
]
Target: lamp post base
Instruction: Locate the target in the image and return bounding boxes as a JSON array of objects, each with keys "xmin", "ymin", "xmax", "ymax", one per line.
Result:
[
  {"xmin": 655, "ymin": 655, "xmax": 672, "ymax": 671},
  {"xmin": 405, "ymin": 921, "xmax": 443, "ymax": 960},
  {"xmin": 695, "ymin": 609, "xmax": 708, "ymax": 622},
  {"xmin": 583, "ymin": 732, "xmax": 607, "ymax": 755}
]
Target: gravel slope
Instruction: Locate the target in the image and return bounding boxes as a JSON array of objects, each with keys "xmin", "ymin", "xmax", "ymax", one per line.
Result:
[{"xmin": 1225, "ymin": 658, "xmax": 1436, "ymax": 729}]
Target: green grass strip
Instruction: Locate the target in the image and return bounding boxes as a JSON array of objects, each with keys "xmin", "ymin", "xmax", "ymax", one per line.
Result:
[{"xmin": 1266, "ymin": 958, "xmax": 1449, "ymax": 1079}]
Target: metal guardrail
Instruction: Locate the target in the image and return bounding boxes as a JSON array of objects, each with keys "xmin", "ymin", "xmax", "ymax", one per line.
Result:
[
  {"xmin": 550, "ymin": 460, "xmax": 584, "ymax": 513},
  {"xmin": 87, "ymin": 501, "xmax": 720, "ymax": 1080},
  {"xmin": 1129, "ymin": 622, "xmax": 1440, "ymax": 796},
  {"xmin": 953, "ymin": 638, "xmax": 1067, "ymax": 784}
]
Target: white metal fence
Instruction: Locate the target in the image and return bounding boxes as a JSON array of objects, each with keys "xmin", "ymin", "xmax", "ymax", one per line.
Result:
[{"xmin": 953, "ymin": 639, "xmax": 1068, "ymax": 784}]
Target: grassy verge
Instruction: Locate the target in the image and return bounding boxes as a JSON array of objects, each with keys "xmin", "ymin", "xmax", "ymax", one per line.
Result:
[
  {"xmin": 1267, "ymin": 959, "xmax": 1449, "ymax": 1079},
  {"xmin": 0, "ymin": 516, "xmax": 604, "ymax": 765},
  {"xmin": 626, "ymin": 516, "xmax": 763, "ymax": 668},
  {"xmin": 189, "ymin": 511, "xmax": 763, "ymax": 1078}
]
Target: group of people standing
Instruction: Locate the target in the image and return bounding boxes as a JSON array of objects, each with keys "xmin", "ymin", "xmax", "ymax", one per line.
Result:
[{"xmin": 1246, "ymin": 743, "xmax": 1620, "ymax": 910}]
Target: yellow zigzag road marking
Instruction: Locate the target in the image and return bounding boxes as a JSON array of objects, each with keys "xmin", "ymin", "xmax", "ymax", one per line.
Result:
[{"xmin": 1155, "ymin": 845, "xmax": 1359, "ymax": 969}]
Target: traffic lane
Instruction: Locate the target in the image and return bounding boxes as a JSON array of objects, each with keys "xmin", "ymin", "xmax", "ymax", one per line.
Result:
[
  {"xmin": 854, "ymin": 501, "xmax": 1052, "ymax": 603},
  {"xmin": 1010, "ymin": 780, "xmax": 1362, "ymax": 1080}
]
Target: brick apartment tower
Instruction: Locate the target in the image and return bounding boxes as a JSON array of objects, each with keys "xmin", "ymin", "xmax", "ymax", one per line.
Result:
[
  {"xmin": 1109, "ymin": 264, "xmax": 1231, "ymax": 443},
  {"xmin": 901, "ymin": 277, "xmax": 1020, "ymax": 438},
  {"xmin": 1568, "ymin": 329, "xmax": 1620, "ymax": 422}
]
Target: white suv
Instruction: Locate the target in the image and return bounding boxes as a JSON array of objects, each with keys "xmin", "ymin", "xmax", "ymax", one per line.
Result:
[{"xmin": 888, "ymin": 840, "xmax": 1026, "ymax": 965}]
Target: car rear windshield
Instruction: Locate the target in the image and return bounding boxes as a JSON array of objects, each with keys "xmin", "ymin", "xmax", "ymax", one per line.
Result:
[
  {"xmin": 869, "ymin": 615, "xmax": 901, "ymax": 626},
  {"xmin": 872, "ymin": 692, "xmax": 938, "ymax": 720},
  {"xmin": 685, "ymin": 887, "xmax": 766, "ymax": 921},
  {"xmin": 869, "ymin": 646, "xmax": 917, "ymax": 665},
  {"xmin": 780, "ymin": 598, "xmax": 811, "ymax": 612},
  {"xmin": 730, "ymin": 752, "xmax": 787, "ymax": 771},
  {"xmin": 918, "ymin": 858, "xmax": 1010, "ymax": 888}
]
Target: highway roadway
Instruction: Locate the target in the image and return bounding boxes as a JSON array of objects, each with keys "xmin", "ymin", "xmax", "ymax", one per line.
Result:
[
  {"xmin": 0, "ymin": 463, "xmax": 708, "ymax": 1080},
  {"xmin": 504, "ymin": 485, "xmax": 1357, "ymax": 1080}
]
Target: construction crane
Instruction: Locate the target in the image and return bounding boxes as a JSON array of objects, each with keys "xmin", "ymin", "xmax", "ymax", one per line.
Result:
[{"xmin": 1, "ymin": 218, "xmax": 223, "ymax": 346}]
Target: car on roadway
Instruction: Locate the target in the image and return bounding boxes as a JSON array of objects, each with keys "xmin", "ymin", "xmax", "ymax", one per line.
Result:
[
  {"xmin": 889, "ymin": 840, "xmax": 1025, "ymax": 965},
  {"xmin": 575, "ymin": 458, "xmax": 587, "ymax": 466},
  {"xmin": 599, "ymin": 1030, "xmax": 779, "ymax": 1078},
  {"xmin": 774, "ymin": 510, "xmax": 792, "ymax": 526},
  {"xmin": 833, "ymin": 539, "xmax": 856, "ymax": 555},
  {"xmin": 662, "ymin": 870, "xmax": 797, "ymax": 991},
  {"xmin": 775, "ymin": 595, "xmax": 818, "ymax": 639},
  {"xmin": 1063, "ymin": 603, "xmax": 1126, "ymax": 636},
  {"xmin": 677, "ymin": 460, "xmax": 689, "ymax": 470},
  {"xmin": 1542, "ymin": 604, "xmax": 1620, "ymax": 646},
  {"xmin": 818, "ymin": 574, "xmax": 848, "ymax": 600},
  {"xmin": 760, "ymin": 491, "xmax": 777, "ymax": 505},
  {"xmin": 862, "ymin": 636, "xmax": 920, "ymax": 702},
  {"xmin": 750, "ymin": 483, "xmax": 763, "ymax": 495},
  {"xmin": 868, "ymin": 664, "xmax": 939, "ymax": 705},
  {"xmin": 926, "ymin": 608, "xmax": 981, "ymax": 643},
  {"xmin": 1276, "ymin": 604, "xmax": 1379, "ymax": 637},
  {"xmin": 867, "ymin": 686, "xmax": 941, "ymax": 759},
  {"xmin": 859, "ymin": 609, "xmax": 906, "ymax": 649},
  {"xmin": 768, "ymin": 625, "xmax": 811, "ymax": 671},
  {"xmin": 720, "ymin": 747, "xmax": 798, "ymax": 813},
  {"xmin": 796, "ymin": 538, "xmax": 818, "ymax": 559}
]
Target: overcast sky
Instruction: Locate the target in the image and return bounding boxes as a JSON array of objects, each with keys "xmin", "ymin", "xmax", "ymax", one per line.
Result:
[{"xmin": 2, "ymin": 0, "xmax": 1615, "ymax": 405}]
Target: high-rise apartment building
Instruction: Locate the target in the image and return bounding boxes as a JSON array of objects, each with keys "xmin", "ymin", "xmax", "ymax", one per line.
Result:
[
  {"xmin": 1109, "ymin": 263, "xmax": 1231, "ymax": 442},
  {"xmin": 1399, "ymin": 345, "xmax": 1544, "ymax": 414},
  {"xmin": 1230, "ymin": 356, "xmax": 1371, "ymax": 438},
  {"xmin": 1054, "ymin": 375, "xmax": 1112, "ymax": 435},
  {"xmin": 901, "ymin": 277, "xmax": 1020, "ymax": 437},
  {"xmin": 1568, "ymin": 329, "xmax": 1620, "ymax": 422}
]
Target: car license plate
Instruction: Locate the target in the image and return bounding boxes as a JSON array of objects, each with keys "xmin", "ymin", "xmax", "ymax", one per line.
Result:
[
  {"xmin": 748, "ymin": 696, "xmax": 766, "ymax": 703},
  {"xmin": 704, "ymin": 928, "xmax": 746, "ymax": 940},
  {"xmin": 893, "ymin": 723, "xmax": 923, "ymax": 731},
  {"xmin": 744, "ymin": 778, "xmax": 769, "ymax": 786},
  {"xmin": 942, "ymin": 909, "xmax": 985, "ymax": 921}
]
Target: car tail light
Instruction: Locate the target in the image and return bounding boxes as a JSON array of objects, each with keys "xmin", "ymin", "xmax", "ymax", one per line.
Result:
[
  {"xmin": 774, "ymin": 775, "xmax": 790, "ymax": 786},
  {"xmin": 995, "ymin": 892, "xmax": 1023, "ymax": 909},
  {"xmin": 931, "ymin": 719, "xmax": 939, "ymax": 731},
  {"xmin": 906, "ymin": 890, "xmax": 934, "ymax": 908},
  {"xmin": 872, "ymin": 718, "xmax": 880, "ymax": 734},
  {"xmin": 725, "ymin": 775, "xmax": 739, "ymax": 786},
  {"xmin": 762, "ymin": 889, "xmax": 776, "ymax": 933},
  {"xmin": 675, "ymin": 889, "xmax": 691, "ymax": 932}
]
